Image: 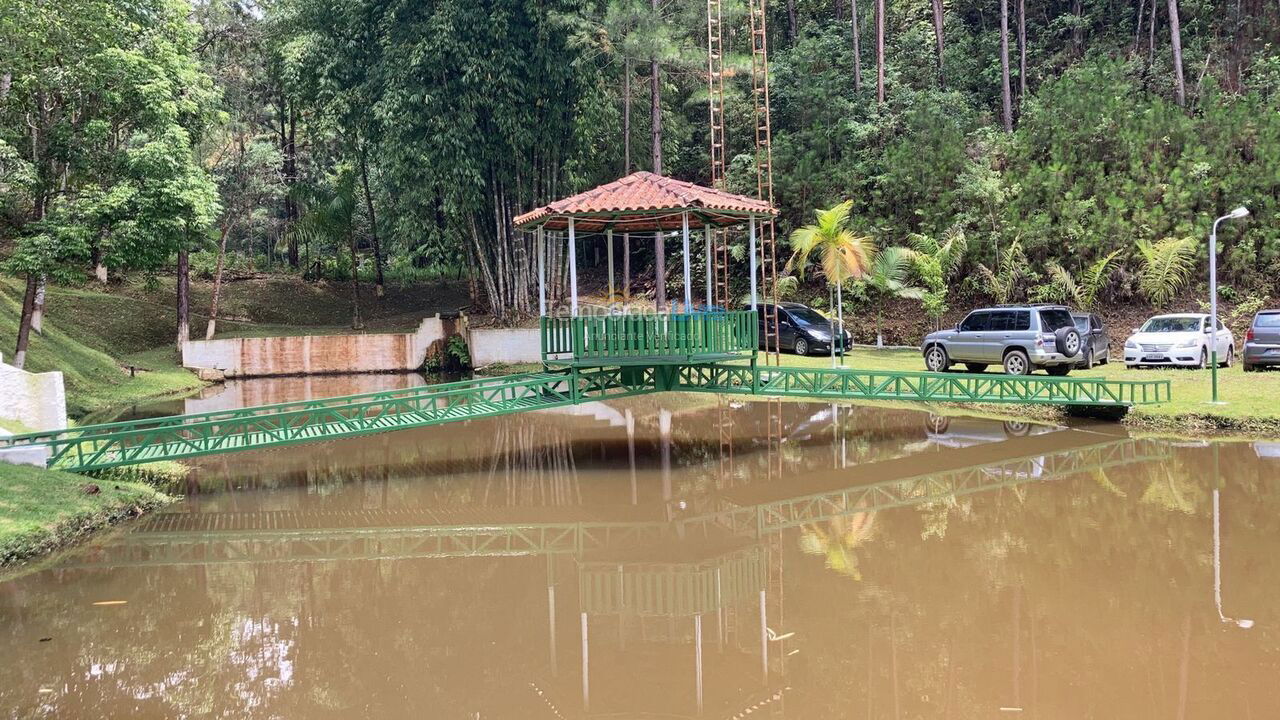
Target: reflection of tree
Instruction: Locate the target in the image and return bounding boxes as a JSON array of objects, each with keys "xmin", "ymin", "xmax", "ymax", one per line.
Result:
[{"xmin": 800, "ymin": 506, "xmax": 876, "ymax": 580}]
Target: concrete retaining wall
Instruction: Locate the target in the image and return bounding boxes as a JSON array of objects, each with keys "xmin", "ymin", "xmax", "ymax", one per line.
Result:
[
  {"xmin": 469, "ymin": 328, "xmax": 542, "ymax": 367},
  {"xmin": 0, "ymin": 353, "xmax": 66, "ymax": 467},
  {"xmin": 183, "ymin": 315, "xmax": 460, "ymax": 378}
]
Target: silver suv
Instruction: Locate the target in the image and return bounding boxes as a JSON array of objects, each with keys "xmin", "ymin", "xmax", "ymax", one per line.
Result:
[{"xmin": 922, "ymin": 305, "xmax": 1084, "ymax": 376}]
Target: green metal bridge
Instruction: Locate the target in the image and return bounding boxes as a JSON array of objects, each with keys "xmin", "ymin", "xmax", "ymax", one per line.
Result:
[{"xmin": 0, "ymin": 311, "xmax": 1171, "ymax": 472}]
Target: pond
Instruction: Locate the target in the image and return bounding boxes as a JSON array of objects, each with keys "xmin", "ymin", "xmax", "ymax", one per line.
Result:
[{"xmin": 3, "ymin": 387, "xmax": 1278, "ymax": 718}]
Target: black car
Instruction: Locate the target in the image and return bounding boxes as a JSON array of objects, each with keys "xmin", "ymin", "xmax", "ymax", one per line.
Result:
[
  {"xmin": 749, "ymin": 302, "xmax": 852, "ymax": 356},
  {"xmin": 1071, "ymin": 312, "xmax": 1111, "ymax": 368}
]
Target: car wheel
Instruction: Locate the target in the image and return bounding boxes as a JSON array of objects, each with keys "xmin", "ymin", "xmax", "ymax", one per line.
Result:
[
  {"xmin": 1199, "ymin": 348, "xmax": 1208, "ymax": 369},
  {"xmin": 1243, "ymin": 362, "xmax": 1256, "ymax": 373},
  {"xmin": 1078, "ymin": 347, "xmax": 1094, "ymax": 369},
  {"xmin": 1003, "ymin": 420, "xmax": 1032, "ymax": 436},
  {"xmin": 793, "ymin": 337, "xmax": 809, "ymax": 356},
  {"xmin": 925, "ymin": 413, "xmax": 951, "ymax": 434},
  {"xmin": 1055, "ymin": 327, "xmax": 1083, "ymax": 358},
  {"xmin": 924, "ymin": 345, "xmax": 950, "ymax": 372},
  {"xmin": 1003, "ymin": 349, "xmax": 1031, "ymax": 376},
  {"xmin": 1223, "ymin": 346, "xmax": 1234, "ymax": 368},
  {"xmin": 1047, "ymin": 365, "xmax": 1072, "ymax": 376},
  {"xmin": 963, "ymin": 363, "xmax": 988, "ymax": 373}
]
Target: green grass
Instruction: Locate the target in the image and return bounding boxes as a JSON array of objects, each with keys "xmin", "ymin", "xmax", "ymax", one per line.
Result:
[
  {"xmin": 773, "ymin": 348, "xmax": 1280, "ymax": 433},
  {"xmin": 0, "ymin": 462, "xmax": 171, "ymax": 568},
  {"xmin": 0, "ymin": 283, "xmax": 205, "ymax": 416}
]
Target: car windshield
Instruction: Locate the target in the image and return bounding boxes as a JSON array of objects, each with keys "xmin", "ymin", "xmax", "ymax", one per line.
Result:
[
  {"xmin": 1038, "ymin": 308, "xmax": 1075, "ymax": 331},
  {"xmin": 1256, "ymin": 313, "xmax": 1280, "ymax": 328},
  {"xmin": 787, "ymin": 308, "xmax": 829, "ymax": 327},
  {"xmin": 1072, "ymin": 316, "xmax": 1089, "ymax": 332},
  {"xmin": 1141, "ymin": 317, "xmax": 1202, "ymax": 333}
]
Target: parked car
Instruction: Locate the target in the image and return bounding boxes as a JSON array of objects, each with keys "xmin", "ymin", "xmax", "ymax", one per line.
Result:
[
  {"xmin": 1243, "ymin": 309, "xmax": 1280, "ymax": 372},
  {"xmin": 750, "ymin": 302, "xmax": 852, "ymax": 356},
  {"xmin": 1071, "ymin": 312, "xmax": 1111, "ymax": 368},
  {"xmin": 1123, "ymin": 314, "xmax": 1235, "ymax": 368},
  {"xmin": 920, "ymin": 304, "xmax": 1083, "ymax": 376}
]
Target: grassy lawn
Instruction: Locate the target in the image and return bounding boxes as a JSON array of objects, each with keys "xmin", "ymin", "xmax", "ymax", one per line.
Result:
[
  {"xmin": 0, "ymin": 462, "xmax": 171, "ymax": 568},
  {"xmin": 773, "ymin": 347, "xmax": 1280, "ymax": 432}
]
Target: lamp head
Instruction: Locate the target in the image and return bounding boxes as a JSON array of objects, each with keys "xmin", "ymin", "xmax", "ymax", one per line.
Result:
[
  {"xmin": 1237, "ymin": 618, "xmax": 1255, "ymax": 629},
  {"xmin": 1229, "ymin": 206, "xmax": 1250, "ymax": 219}
]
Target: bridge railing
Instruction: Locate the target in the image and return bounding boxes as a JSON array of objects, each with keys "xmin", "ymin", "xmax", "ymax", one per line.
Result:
[{"xmin": 541, "ymin": 310, "xmax": 757, "ymax": 365}]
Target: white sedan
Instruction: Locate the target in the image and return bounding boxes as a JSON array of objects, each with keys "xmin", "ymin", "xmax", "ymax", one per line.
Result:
[{"xmin": 1124, "ymin": 314, "xmax": 1235, "ymax": 368}]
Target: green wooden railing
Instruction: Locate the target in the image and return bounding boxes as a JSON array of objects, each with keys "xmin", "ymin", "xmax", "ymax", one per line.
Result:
[{"xmin": 541, "ymin": 310, "xmax": 757, "ymax": 365}]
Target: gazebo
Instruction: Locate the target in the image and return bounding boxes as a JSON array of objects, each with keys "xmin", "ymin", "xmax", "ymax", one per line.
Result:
[{"xmin": 514, "ymin": 171, "xmax": 778, "ymax": 368}]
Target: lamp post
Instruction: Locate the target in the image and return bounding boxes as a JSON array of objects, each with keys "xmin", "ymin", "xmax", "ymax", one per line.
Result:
[{"xmin": 1209, "ymin": 207, "xmax": 1249, "ymax": 403}]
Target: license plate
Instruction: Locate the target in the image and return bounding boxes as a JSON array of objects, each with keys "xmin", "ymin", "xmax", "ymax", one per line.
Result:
[
  {"xmin": 1143, "ymin": 356, "xmax": 1165, "ymax": 362},
  {"xmin": 1268, "ymin": 348, "xmax": 1280, "ymax": 355}
]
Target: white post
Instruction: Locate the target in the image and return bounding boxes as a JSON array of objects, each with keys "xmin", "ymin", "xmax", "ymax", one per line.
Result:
[
  {"xmin": 759, "ymin": 588, "xmax": 768, "ymax": 684},
  {"xmin": 581, "ymin": 611, "xmax": 590, "ymax": 710},
  {"xmin": 695, "ymin": 614, "xmax": 704, "ymax": 715},
  {"xmin": 548, "ymin": 584, "xmax": 558, "ymax": 676},
  {"xmin": 607, "ymin": 227, "xmax": 615, "ymax": 303},
  {"xmin": 748, "ymin": 216, "xmax": 758, "ymax": 310},
  {"xmin": 705, "ymin": 225, "xmax": 713, "ymax": 308},
  {"xmin": 682, "ymin": 212, "xmax": 692, "ymax": 311},
  {"xmin": 569, "ymin": 218, "xmax": 579, "ymax": 317},
  {"xmin": 538, "ymin": 226, "xmax": 547, "ymax": 317}
]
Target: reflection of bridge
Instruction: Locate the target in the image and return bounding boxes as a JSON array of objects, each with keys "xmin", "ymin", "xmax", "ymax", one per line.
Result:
[{"xmin": 61, "ymin": 431, "xmax": 1168, "ymax": 570}]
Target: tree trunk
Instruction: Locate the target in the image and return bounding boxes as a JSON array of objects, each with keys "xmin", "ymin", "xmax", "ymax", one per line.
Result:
[
  {"xmin": 851, "ymin": 0, "xmax": 862, "ymax": 93},
  {"xmin": 787, "ymin": 0, "xmax": 797, "ymax": 44},
  {"xmin": 12, "ymin": 274, "xmax": 37, "ymax": 369},
  {"xmin": 1148, "ymin": 0, "xmax": 1158, "ymax": 64},
  {"xmin": 623, "ymin": 57, "xmax": 632, "ymax": 175},
  {"xmin": 1017, "ymin": 0, "xmax": 1027, "ymax": 102},
  {"xmin": 176, "ymin": 248, "xmax": 190, "ymax": 352},
  {"xmin": 31, "ymin": 276, "xmax": 45, "ymax": 334},
  {"xmin": 283, "ymin": 102, "xmax": 299, "ymax": 269},
  {"xmin": 650, "ymin": 2, "xmax": 666, "ymax": 311},
  {"xmin": 1071, "ymin": 0, "xmax": 1083, "ymax": 58},
  {"xmin": 930, "ymin": 0, "xmax": 945, "ymax": 87},
  {"xmin": 1134, "ymin": 0, "xmax": 1145, "ymax": 56},
  {"xmin": 1000, "ymin": 0, "xmax": 1013, "ymax": 132},
  {"xmin": 1167, "ymin": 0, "xmax": 1186, "ymax": 106},
  {"xmin": 205, "ymin": 222, "xmax": 234, "ymax": 340},
  {"xmin": 349, "ymin": 230, "xmax": 363, "ymax": 329},
  {"xmin": 623, "ymin": 233, "xmax": 631, "ymax": 300},
  {"xmin": 358, "ymin": 142, "xmax": 385, "ymax": 298},
  {"xmin": 875, "ymin": 0, "xmax": 886, "ymax": 104}
]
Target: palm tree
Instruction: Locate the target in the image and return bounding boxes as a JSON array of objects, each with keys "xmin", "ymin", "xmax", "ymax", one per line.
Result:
[
  {"xmin": 909, "ymin": 228, "xmax": 968, "ymax": 331},
  {"xmin": 859, "ymin": 246, "xmax": 925, "ymax": 347},
  {"xmin": 1136, "ymin": 237, "xmax": 1196, "ymax": 306},
  {"xmin": 787, "ymin": 200, "xmax": 875, "ymax": 365},
  {"xmin": 291, "ymin": 170, "xmax": 363, "ymax": 329}
]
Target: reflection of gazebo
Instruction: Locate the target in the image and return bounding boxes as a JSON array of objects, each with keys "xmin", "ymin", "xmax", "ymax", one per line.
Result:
[{"xmin": 515, "ymin": 172, "xmax": 777, "ymax": 368}]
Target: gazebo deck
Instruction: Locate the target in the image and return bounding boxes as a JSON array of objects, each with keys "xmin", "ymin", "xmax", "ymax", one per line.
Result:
[{"xmin": 540, "ymin": 310, "xmax": 758, "ymax": 367}]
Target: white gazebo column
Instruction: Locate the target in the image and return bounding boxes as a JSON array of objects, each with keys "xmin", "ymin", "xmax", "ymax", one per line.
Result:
[
  {"xmin": 606, "ymin": 227, "xmax": 615, "ymax": 303},
  {"xmin": 682, "ymin": 212, "xmax": 692, "ymax": 311},
  {"xmin": 537, "ymin": 226, "xmax": 547, "ymax": 317},
  {"xmin": 704, "ymin": 225, "xmax": 713, "ymax": 308},
  {"xmin": 568, "ymin": 218, "xmax": 579, "ymax": 317},
  {"xmin": 748, "ymin": 216, "xmax": 758, "ymax": 309}
]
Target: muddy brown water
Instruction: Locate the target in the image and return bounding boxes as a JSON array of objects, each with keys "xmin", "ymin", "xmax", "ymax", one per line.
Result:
[{"xmin": 3, "ymin": 380, "xmax": 1279, "ymax": 718}]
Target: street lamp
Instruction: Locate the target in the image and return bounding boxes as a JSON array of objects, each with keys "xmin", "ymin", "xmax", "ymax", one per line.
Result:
[
  {"xmin": 1209, "ymin": 206, "xmax": 1249, "ymax": 404},
  {"xmin": 1213, "ymin": 487, "xmax": 1254, "ymax": 629}
]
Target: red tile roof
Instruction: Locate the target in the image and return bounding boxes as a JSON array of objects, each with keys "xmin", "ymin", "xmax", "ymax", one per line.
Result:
[{"xmin": 514, "ymin": 171, "xmax": 776, "ymax": 233}]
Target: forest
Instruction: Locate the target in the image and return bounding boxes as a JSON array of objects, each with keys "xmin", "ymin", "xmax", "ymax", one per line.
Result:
[{"xmin": 3, "ymin": 0, "xmax": 1280, "ymax": 362}]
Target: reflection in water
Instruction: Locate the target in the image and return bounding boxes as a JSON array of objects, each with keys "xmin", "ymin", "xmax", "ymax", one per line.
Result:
[{"xmin": 2, "ymin": 398, "xmax": 1279, "ymax": 719}]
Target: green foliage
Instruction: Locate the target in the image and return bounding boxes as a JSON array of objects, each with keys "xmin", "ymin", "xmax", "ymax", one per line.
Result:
[
  {"xmin": 909, "ymin": 229, "xmax": 968, "ymax": 326},
  {"xmin": 976, "ymin": 239, "xmax": 1034, "ymax": 305},
  {"xmin": 786, "ymin": 201, "xmax": 875, "ymax": 287},
  {"xmin": 1031, "ymin": 250, "xmax": 1120, "ymax": 309},
  {"xmin": 1136, "ymin": 238, "xmax": 1197, "ymax": 306}
]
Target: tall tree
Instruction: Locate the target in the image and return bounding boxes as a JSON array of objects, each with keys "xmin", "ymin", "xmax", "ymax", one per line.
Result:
[
  {"xmin": 1167, "ymin": 0, "xmax": 1186, "ymax": 105},
  {"xmin": 1018, "ymin": 0, "xmax": 1027, "ymax": 102},
  {"xmin": 650, "ymin": 0, "xmax": 666, "ymax": 309},
  {"xmin": 851, "ymin": 0, "xmax": 862, "ymax": 93},
  {"xmin": 930, "ymin": 0, "xmax": 945, "ymax": 87},
  {"xmin": 1000, "ymin": 0, "xmax": 1014, "ymax": 131},
  {"xmin": 875, "ymin": 0, "xmax": 886, "ymax": 104}
]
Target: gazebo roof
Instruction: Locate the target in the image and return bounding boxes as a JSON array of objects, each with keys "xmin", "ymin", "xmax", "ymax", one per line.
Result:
[{"xmin": 514, "ymin": 171, "xmax": 776, "ymax": 233}]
